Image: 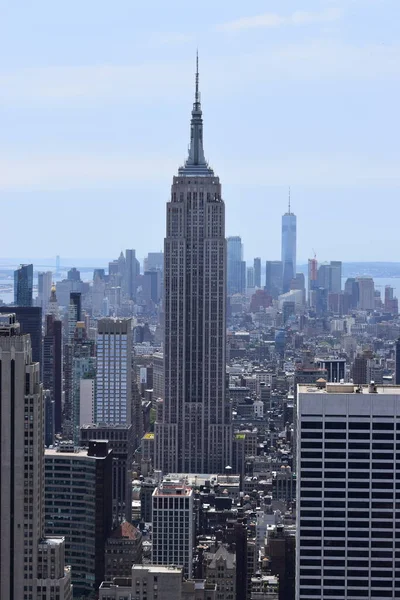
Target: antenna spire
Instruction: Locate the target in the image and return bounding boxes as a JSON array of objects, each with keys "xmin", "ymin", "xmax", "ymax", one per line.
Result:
[
  {"xmin": 195, "ymin": 49, "xmax": 199, "ymax": 104},
  {"xmin": 288, "ymin": 186, "xmax": 291, "ymax": 213}
]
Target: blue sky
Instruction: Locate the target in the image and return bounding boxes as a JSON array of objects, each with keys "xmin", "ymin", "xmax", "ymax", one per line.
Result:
[{"xmin": 0, "ymin": 0, "xmax": 399, "ymax": 263}]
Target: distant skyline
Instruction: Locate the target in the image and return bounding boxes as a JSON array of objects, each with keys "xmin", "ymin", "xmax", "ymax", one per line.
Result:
[{"xmin": 0, "ymin": 0, "xmax": 399, "ymax": 260}]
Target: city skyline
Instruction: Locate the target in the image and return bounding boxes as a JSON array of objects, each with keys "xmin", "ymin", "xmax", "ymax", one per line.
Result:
[{"xmin": 0, "ymin": 1, "xmax": 399, "ymax": 261}]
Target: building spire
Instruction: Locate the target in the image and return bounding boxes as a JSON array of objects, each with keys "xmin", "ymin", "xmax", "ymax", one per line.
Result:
[
  {"xmin": 288, "ymin": 186, "xmax": 291, "ymax": 213},
  {"xmin": 178, "ymin": 52, "xmax": 214, "ymax": 176},
  {"xmin": 195, "ymin": 49, "xmax": 199, "ymax": 105}
]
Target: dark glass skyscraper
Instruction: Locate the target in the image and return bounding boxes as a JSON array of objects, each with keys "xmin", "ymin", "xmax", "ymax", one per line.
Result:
[
  {"xmin": 14, "ymin": 263, "xmax": 33, "ymax": 306},
  {"xmin": 155, "ymin": 56, "xmax": 231, "ymax": 474},
  {"xmin": 0, "ymin": 306, "xmax": 42, "ymax": 365}
]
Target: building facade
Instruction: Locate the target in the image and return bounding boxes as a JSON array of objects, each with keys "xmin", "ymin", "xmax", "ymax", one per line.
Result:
[
  {"xmin": 253, "ymin": 257, "xmax": 261, "ymax": 288},
  {"xmin": 14, "ymin": 263, "xmax": 33, "ymax": 306},
  {"xmin": 0, "ymin": 306, "xmax": 42, "ymax": 365},
  {"xmin": 37, "ymin": 270, "xmax": 52, "ymax": 312},
  {"xmin": 95, "ymin": 317, "xmax": 133, "ymax": 425},
  {"xmin": 0, "ymin": 313, "xmax": 72, "ymax": 600},
  {"xmin": 43, "ymin": 313, "xmax": 63, "ymax": 433},
  {"xmin": 80, "ymin": 423, "xmax": 134, "ymax": 524},
  {"xmin": 154, "ymin": 57, "xmax": 231, "ymax": 474},
  {"xmin": 152, "ymin": 480, "xmax": 194, "ymax": 578},
  {"xmin": 265, "ymin": 261, "xmax": 282, "ymax": 299},
  {"xmin": 281, "ymin": 199, "xmax": 296, "ymax": 294},
  {"xmin": 297, "ymin": 382, "xmax": 400, "ymax": 600},
  {"xmin": 44, "ymin": 441, "xmax": 112, "ymax": 597},
  {"xmin": 227, "ymin": 236, "xmax": 245, "ymax": 296},
  {"xmin": 356, "ymin": 276, "xmax": 375, "ymax": 310}
]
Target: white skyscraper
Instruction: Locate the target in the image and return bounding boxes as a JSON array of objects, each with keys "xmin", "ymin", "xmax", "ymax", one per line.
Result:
[
  {"xmin": 154, "ymin": 55, "xmax": 231, "ymax": 474},
  {"xmin": 281, "ymin": 191, "xmax": 297, "ymax": 293},
  {"xmin": 152, "ymin": 480, "xmax": 194, "ymax": 578},
  {"xmin": 297, "ymin": 381, "xmax": 400, "ymax": 600},
  {"xmin": 95, "ymin": 317, "xmax": 132, "ymax": 425}
]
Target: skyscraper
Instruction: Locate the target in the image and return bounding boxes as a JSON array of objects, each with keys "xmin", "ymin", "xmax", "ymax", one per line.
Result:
[
  {"xmin": 0, "ymin": 306, "xmax": 42, "ymax": 365},
  {"xmin": 95, "ymin": 317, "xmax": 133, "ymax": 425},
  {"xmin": 253, "ymin": 257, "xmax": 261, "ymax": 288},
  {"xmin": 281, "ymin": 193, "xmax": 297, "ymax": 293},
  {"xmin": 0, "ymin": 313, "xmax": 72, "ymax": 600},
  {"xmin": 227, "ymin": 236, "xmax": 245, "ymax": 295},
  {"xmin": 246, "ymin": 266, "xmax": 255, "ymax": 289},
  {"xmin": 395, "ymin": 338, "xmax": 400, "ymax": 385},
  {"xmin": 152, "ymin": 480, "xmax": 194, "ymax": 577},
  {"xmin": 297, "ymin": 382, "xmax": 400, "ymax": 599},
  {"xmin": 265, "ymin": 260, "xmax": 282, "ymax": 299},
  {"xmin": 43, "ymin": 313, "xmax": 63, "ymax": 433},
  {"xmin": 45, "ymin": 440, "xmax": 112, "ymax": 596},
  {"xmin": 356, "ymin": 276, "xmax": 375, "ymax": 310},
  {"xmin": 37, "ymin": 270, "xmax": 52, "ymax": 312},
  {"xmin": 329, "ymin": 260, "xmax": 342, "ymax": 293},
  {"xmin": 14, "ymin": 263, "xmax": 33, "ymax": 306},
  {"xmin": 155, "ymin": 56, "xmax": 232, "ymax": 474},
  {"xmin": 125, "ymin": 249, "xmax": 140, "ymax": 300}
]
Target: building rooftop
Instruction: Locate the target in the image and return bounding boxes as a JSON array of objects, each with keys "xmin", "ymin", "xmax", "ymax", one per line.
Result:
[
  {"xmin": 205, "ymin": 544, "xmax": 236, "ymax": 570},
  {"xmin": 132, "ymin": 565, "xmax": 183, "ymax": 574},
  {"xmin": 153, "ymin": 482, "xmax": 192, "ymax": 497},
  {"xmin": 299, "ymin": 383, "xmax": 400, "ymax": 395},
  {"xmin": 108, "ymin": 521, "xmax": 141, "ymax": 541}
]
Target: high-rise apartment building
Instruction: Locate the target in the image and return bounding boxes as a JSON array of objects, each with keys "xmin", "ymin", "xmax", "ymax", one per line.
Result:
[
  {"xmin": 96, "ymin": 317, "xmax": 132, "ymax": 425},
  {"xmin": 281, "ymin": 196, "xmax": 297, "ymax": 293},
  {"xmin": 253, "ymin": 257, "xmax": 261, "ymax": 288},
  {"xmin": 265, "ymin": 261, "xmax": 283, "ymax": 299},
  {"xmin": 154, "ymin": 57, "xmax": 231, "ymax": 474},
  {"xmin": 152, "ymin": 480, "xmax": 194, "ymax": 577},
  {"xmin": 45, "ymin": 440, "xmax": 112, "ymax": 597},
  {"xmin": 227, "ymin": 236, "xmax": 245, "ymax": 295},
  {"xmin": 14, "ymin": 263, "xmax": 33, "ymax": 306},
  {"xmin": 297, "ymin": 382, "xmax": 400, "ymax": 600},
  {"xmin": 0, "ymin": 313, "xmax": 72, "ymax": 600}
]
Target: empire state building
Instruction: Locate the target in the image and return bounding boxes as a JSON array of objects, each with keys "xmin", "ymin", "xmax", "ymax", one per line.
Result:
[{"xmin": 155, "ymin": 57, "xmax": 232, "ymax": 474}]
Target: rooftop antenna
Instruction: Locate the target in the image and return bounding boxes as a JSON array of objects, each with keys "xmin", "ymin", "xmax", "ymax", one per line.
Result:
[
  {"xmin": 288, "ymin": 186, "xmax": 291, "ymax": 214},
  {"xmin": 195, "ymin": 49, "xmax": 199, "ymax": 104}
]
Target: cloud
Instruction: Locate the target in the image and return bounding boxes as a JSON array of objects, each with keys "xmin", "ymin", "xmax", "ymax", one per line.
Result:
[{"xmin": 215, "ymin": 7, "xmax": 341, "ymax": 32}]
